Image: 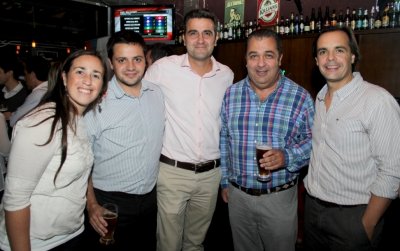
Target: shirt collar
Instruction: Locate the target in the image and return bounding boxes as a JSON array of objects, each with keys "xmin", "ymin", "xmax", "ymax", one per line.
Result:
[
  {"xmin": 318, "ymin": 72, "xmax": 363, "ymax": 102},
  {"xmin": 109, "ymin": 75, "xmax": 152, "ymax": 99},
  {"xmin": 2, "ymin": 81, "xmax": 24, "ymax": 99},
  {"xmin": 179, "ymin": 53, "xmax": 220, "ymax": 77},
  {"xmin": 33, "ymin": 81, "xmax": 48, "ymax": 91}
]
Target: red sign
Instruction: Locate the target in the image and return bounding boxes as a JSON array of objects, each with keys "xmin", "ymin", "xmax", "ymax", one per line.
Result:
[{"xmin": 257, "ymin": 0, "xmax": 280, "ymax": 27}]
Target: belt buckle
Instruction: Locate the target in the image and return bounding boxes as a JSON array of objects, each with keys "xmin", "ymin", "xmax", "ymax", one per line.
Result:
[
  {"xmin": 194, "ymin": 161, "xmax": 208, "ymax": 173},
  {"xmin": 194, "ymin": 162, "xmax": 203, "ymax": 173}
]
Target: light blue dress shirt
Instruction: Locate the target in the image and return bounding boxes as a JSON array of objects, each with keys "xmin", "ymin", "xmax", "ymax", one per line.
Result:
[{"xmin": 84, "ymin": 76, "xmax": 165, "ymax": 194}]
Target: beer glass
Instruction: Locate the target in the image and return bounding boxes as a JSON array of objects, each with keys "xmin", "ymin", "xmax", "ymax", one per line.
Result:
[
  {"xmin": 256, "ymin": 142, "xmax": 272, "ymax": 182},
  {"xmin": 0, "ymin": 103, "xmax": 8, "ymax": 112},
  {"xmin": 99, "ymin": 203, "xmax": 118, "ymax": 245}
]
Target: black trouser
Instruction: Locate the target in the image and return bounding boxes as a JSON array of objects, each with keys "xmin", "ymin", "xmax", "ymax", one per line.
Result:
[
  {"xmin": 48, "ymin": 233, "xmax": 86, "ymax": 251},
  {"xmin": 304, "ymin": 193, "xmax": 383, "ymax": 251},
  {"xmin": 80, "ymin": 186, "xmax": 157, "ymax": 251}
]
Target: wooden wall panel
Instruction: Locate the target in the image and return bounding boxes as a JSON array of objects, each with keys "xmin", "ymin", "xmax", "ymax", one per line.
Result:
[{"xmin": 357, "ymin": 31, "xmax": 400, "ymax": 97}]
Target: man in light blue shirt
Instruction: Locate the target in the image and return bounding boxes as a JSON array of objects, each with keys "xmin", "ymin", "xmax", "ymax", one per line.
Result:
[{"xmin": 83, "ymin": 31, "xmax": 165, "ymax": 251}]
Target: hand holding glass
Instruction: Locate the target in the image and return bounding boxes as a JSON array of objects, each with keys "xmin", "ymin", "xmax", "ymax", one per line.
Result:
[
  {"xmin": 99, "ymin": 203, "xmax": 118, "ymax": 245},
  {"xmin": 256, "ymin": 143, "xmax": 272, "ymax": 182}
]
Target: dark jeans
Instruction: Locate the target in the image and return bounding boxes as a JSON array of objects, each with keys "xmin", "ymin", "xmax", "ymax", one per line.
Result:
[
  {"xmin": 80, "ymin": 186, "xmax": 157, "ymax": 251},
  {"xmin": 304, "ymin": 193, "xmax": 383, "ymax": 251}
]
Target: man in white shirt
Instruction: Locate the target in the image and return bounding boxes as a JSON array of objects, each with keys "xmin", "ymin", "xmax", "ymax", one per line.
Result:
[
  {"xmin": 10, "ymin": 56, "xmax": 50, "ymax": 127},
  {"xmin": 304, "ymin": 26, "xmax": 400, "ymax": 251},
  {"xmin": 145, "ymin": 9, "xmax": 234, "ymax": 251}
]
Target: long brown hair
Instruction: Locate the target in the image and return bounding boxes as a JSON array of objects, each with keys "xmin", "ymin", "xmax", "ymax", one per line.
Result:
[{"xmin": 33, "ymin": 50, "xmax": 108, "ymax": 184}]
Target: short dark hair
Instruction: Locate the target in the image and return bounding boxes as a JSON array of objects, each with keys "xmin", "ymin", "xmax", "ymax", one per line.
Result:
[
  {"xmin": 183, "ymin": 9, "xmax": 218, "ymax": 33},
  {"xmin": 0, "ymin": 54, "xmax": 23, "ymax": 80},
  {"xmin": 312, "ymin": 26, "xmax": 360, "ymax": 70},
  {"xmin": 24, "ymin": 56, "xmax": 50, "ymax": 82},
  {"xmin": 147, "ymin": 43, "xmax": 172, "ymax": 63},
  {"xmin": 247, "ymin": 29, "xmax": 283, "ymax": 55},
  {"xmin": 106, "ymin": 30, "xmax": 146, "ymax": 60}
]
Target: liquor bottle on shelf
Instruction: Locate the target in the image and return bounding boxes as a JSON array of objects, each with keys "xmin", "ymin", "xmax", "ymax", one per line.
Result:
[
  {"xmin": 228, "ymin": 23, "xmax": 233, "ymax": 40},
  {"xmin": 350, "ymin": 9, "xmax": 357, "ymax": 30},
  {"xmin": 345, "ymin": 7, "xmax": 351, "ymax": 28},
  {"xmin": 304, "ymin": 15, "xmax": 311, "ymax": 33},
  {"xmin": 289, "ymin": 12, "xmax": 295, "ymax": 35},
  {"xmin": 252, "ymin": 19, "xmax": 258, "ymax": 32},
  {"xmin": 338, "ymin": 10, "xmax": 344, "ymax": 28},
  {"xmin": 223, "ymin": 23, "xmax": 229, "ymax": 40},
  {"xmin": 356, "ymin": 8, "xmax": 363, "ymax": 30},
  {"xmin": 236, "ymin": 22, "xmax": 243, "ymax": 40},
  {"xmin": 389, "ymin": 2, "xmax": 397, "ymax": 28},
  {"xmin": 240, "ymin": 22, "xmax": 246, "ymax": 39},
  {"xmin": 323, "ymin": 6, "xmax": 330, "ymax": 28},
  {"xmin": 331, "ymin": 9, "xmax": 337, "ymax": 27},
  {"xmin": 299, "ymin": 14, "xmax": 305, "ymax": 34},
  {"xmin": 396, "ymin": 0, "xmax": 400, "ymax": 27},
  {"xmin": 284, "ymin": 18, "xmax": 290, "ymax": 35},
  {"xmin": 362, "ymin": 9, "xmax": 369, "ymax": 29},
  {"xmin": 382, "ymin": 4, "xmax": 390, "ymax": 28},
  {"xmin": 248, "ymin": 20, "xmax": 254, "ymax": 36},
  {"xmin": 256, "ymin": 19, "xmax": 261, "ymax": 30},
  {"xmin": 370, "ymin": 6, "xmax": 376, "ymax": 29},
  {"xmin": 375, "ymin": 6, "xmax": 382, "ymax": 29},
  {"xmin": 279, "ymin": 16, "xmax": 285, "ymax": 35},
  {"xmin": 316, "ymin": 7, "xmax": 323, "ymax": 32},
  {"xmin": 310, "ymin": 8, "xmax": 316, "ymax": 33},
  {"xmin": 275, "ymin": 17, "xmax": 280, "ymax": 34},
  {"xmin": 294, "ymin": 14, "xmax": 300, "ymax": 35}
]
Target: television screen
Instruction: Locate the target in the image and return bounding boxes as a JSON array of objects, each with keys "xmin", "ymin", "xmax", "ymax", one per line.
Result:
[{"xmin": 113, "ymin": 5, "xmax": 175, "ymax": 44}]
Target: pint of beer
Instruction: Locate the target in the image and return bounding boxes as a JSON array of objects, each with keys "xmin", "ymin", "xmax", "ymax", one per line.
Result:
[
  {"xmin": 256, "ymin": 143, "xmax": 272, "ymax": 182},
  {"xmin": 99, "ymin": 203, "xmax": 118, "ymax": 245}
]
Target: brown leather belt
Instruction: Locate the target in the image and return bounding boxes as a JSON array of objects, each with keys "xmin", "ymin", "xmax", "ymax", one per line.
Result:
[
  {"xmin": 306, "ymin": 193, "xmax": 365, "ymax": 208},
  {"xmin": 230, "ymin": 178, "xmax": 298, "ymax": 196},
  {"xmin": 160, "ymin": 154, "xmax": 220, "ymax": 173}
]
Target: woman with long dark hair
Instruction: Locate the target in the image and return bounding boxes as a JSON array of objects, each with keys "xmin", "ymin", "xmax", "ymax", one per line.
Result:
[{"xmin": 0, "ymin": 49, "xmax": 108, "ymax": 251}]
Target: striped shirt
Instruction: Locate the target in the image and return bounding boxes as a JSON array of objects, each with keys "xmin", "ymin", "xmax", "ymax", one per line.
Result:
[
  {"xmin": 220, "ymin": 74, "xmax": 315, "ymax": 189},
  {"xmin": 304, "ymin": 72, "xmax": 400, "ymax": 205},
  {"xmin": 84, "ymin": 77, "xmax": 165, "ymax": 194}
]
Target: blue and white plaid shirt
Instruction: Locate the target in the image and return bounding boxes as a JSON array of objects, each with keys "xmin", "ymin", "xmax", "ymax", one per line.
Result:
[{"xmin": 220, "ymin": 73, "xmax": 315, "ymax": 189}]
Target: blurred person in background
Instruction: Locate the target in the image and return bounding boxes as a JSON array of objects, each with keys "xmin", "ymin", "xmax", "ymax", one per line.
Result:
[
  {"xmin": 0, "ymin": 54, "xmax": 28, "ymax": 136},
  {"xmin": 9, "ymin": 56, "xmax": 50, "ymax": 127},
  {"xmin": 146, "ymin": 43, "xmax": 173, "ymax": 68}
]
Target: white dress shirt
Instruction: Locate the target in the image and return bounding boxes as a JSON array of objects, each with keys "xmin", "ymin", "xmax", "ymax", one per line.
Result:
[
  {"xmin": 304, "ymin": 72, "xmax": 400, "ymax": 205},
  {"xmin": 144, "ymin": 54, "xmax": 234, "ymax": 163}
]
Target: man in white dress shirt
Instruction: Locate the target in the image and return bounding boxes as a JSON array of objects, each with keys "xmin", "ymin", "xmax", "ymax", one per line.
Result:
[{"xmin": 303, "ymin": 26, "xmax": 400, "ymax": 251}]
